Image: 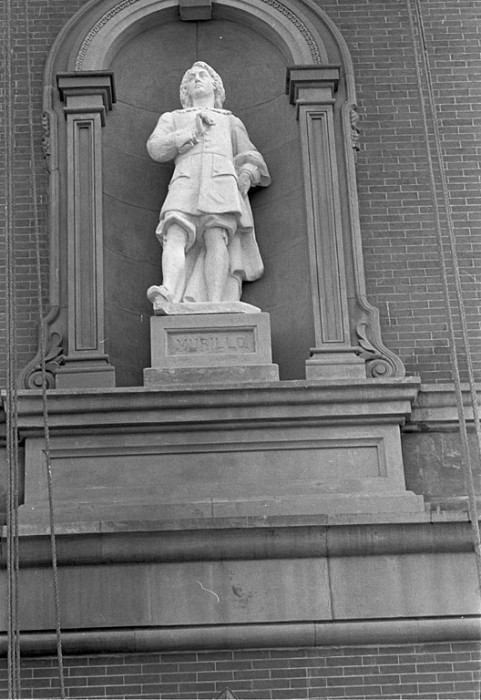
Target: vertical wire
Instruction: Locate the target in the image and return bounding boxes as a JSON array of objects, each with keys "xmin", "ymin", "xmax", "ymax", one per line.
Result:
[
  {"xmin": 407, "ymin": 0, "xmax": 481, "ymax": 595},
  {"xmin": 4, "ymin": 0, "xmax": 21, "ymax": 692},
  {"xmin": 22, "ymin": 0, "xmax": 66, "ymax": 696}
]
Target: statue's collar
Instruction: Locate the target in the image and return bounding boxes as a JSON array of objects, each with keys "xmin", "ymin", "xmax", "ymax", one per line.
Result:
[{"xmin": 175, "ymin": 107, "xmax": 232, "ymax": 115}]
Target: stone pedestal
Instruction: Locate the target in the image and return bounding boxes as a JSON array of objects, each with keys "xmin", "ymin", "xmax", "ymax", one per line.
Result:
[
  {"xmin": 16, "ymin": 380, "xmax": 424, "ymax": 525},
  {"xmin": 144, "ymin": 312, "xmax": 279, "ymax": 386}
]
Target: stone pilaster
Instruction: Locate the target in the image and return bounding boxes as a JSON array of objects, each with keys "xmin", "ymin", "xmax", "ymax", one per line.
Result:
[
  {"xmin": 287, "ymin": 66, "xmax": 365, "ymax": 379},
  {"xmin": 55, "ymin": 72, "xmax": 116, "ymax": 388}
]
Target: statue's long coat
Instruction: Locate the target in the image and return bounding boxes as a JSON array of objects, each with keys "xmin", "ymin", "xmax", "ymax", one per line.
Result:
[{"xmin": 147, "ymin": 107, "xmax": 270, "ymax": 302}]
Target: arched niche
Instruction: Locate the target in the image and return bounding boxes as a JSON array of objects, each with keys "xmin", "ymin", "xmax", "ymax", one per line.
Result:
[
  {"xmin": 103, "ymin": 17, "xmax": 314, "ymax": 384},
  {"xmin": 20, "ymin": 0, "xmax": 405, "ymax": 388}
]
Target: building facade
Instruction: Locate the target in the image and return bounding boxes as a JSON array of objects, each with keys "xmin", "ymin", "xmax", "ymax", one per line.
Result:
[{"xmin": 1, "ymin": 0, "xmax": 481, "ymax": 698}]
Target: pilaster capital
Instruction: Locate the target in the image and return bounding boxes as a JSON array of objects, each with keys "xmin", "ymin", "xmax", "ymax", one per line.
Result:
[
  {"xmin": 57, "ymin": 71, "xmax": 116, "ymax": 125},
  {"xmin": 286, "ymin": 65, "xmax": 340, "ymax": 110}
]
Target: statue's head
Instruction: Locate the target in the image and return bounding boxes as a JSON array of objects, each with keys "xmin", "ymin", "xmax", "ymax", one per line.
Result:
[{"xmin": 180, "ymin": 61, "xmax": 226, "ymax": 109}]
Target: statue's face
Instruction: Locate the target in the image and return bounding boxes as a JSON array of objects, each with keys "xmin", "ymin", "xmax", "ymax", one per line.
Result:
[{"xmin": 185, "ymin": 65, "xmax": 215, "ymax": 102}]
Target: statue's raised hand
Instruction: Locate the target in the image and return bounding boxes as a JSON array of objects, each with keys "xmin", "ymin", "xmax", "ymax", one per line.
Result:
[{"xmin": 194, "ymin": 111, "xmax": 215, "ymax": 139}]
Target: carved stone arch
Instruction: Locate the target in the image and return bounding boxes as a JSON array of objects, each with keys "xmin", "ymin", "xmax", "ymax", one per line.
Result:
[
  {"xmin": 19, "ymin": 0, "xmax": 404, "ymax": 388},
  {"xmin": 46, "ymin": 0, "xmax": 328, "ymax": 73}
]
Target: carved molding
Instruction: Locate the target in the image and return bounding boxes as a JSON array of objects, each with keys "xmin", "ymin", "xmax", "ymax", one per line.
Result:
[
  {"xmin": 2, "ymin": 615, "xmax": 476, "ymax": 657},
  {"xmin": 73, "ymin": 0, "xmax": 325, "ymax": 70},
  {"xmin": 260, "ymin": 0, "xmax": 321, "ymax": 64},
  {"xmin": 75, "ymin": 0, "xmax": 139, "ymax": 70}
]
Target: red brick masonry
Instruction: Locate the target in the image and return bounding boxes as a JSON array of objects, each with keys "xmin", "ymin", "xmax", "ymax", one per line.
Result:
[{"xmin": 1, "ymin": 641, "xmax": 480, "ymax": 699}]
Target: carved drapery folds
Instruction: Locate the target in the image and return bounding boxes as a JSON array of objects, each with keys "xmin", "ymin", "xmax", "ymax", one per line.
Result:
[{"xmin": 19, "ymin": 0, "xmax": 405, "ymax": 387}]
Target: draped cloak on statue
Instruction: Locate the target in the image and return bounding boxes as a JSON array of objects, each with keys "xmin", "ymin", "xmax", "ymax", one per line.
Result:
[{"xmin": 147, "ymin": 107, "xmax": 271, "ymax": 303}]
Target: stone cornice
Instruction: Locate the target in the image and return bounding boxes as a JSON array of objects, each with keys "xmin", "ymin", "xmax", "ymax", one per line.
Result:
[
  {"xmin": 0, "ymin": 617, "xmax": 480, "ymax": 656},
  {"xmin": 5, "ymin": 379, "xmax": 421, "ymax": 436},
  {"xmin": 406, "ymin": 382, "xmax": 481, "ymax": 431},
  {"xmin": 1, "ymin": 516, "xmax": 477, "ymax": 568}
]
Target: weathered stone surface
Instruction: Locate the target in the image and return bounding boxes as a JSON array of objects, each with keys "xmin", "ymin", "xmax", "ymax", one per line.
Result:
[
  {"xmin": 16, "ymin": 380, "xmax": 423, "ymax": 524},
  {"xmin": 145, "ymin": 311, "xmax": 279, "ymax": 385},
  {"xmin": 330, "ymin": 551, "xmax": 480, "ymax": 619},
  {"xmin": 179, "ymin": 0, "xmax": 212, "ymax": 22},
  {"xmin": 149, "ymin": 299, "xmax": 261, "ymax": 316},
  {"xmin": 149, "ymin": 312, "xmax": 273, "ymax": 368},
  {"xmin": 306, "ymin": 350, "xmax": 366, "ymax": 379},
  {"xmin": 144, "ymin": 364, "xmax": 279, "ymax": 386},
  {"xmin": 2, "ymin": 524, "xmax": 479, "ymax": 634}
]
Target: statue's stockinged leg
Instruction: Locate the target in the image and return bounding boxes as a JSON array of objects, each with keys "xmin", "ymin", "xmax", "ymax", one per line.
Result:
[
  {"xmin": 203, "ymin": 227, "xmax": 229, "ymax": 302},
  {"xmin": 148, "ymin": 223, "xmax": 188, "ymax": 304}
]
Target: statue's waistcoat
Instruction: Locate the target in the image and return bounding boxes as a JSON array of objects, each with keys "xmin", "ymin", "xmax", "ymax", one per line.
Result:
[{"xmin": 163, "ymin": 109, "xmax": 243, "ymax": 217}]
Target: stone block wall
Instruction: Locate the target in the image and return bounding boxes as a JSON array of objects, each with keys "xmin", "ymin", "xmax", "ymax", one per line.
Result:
[
  {"xmin": 2, "ymin": 0, "xmax": 481, "ymax": 385},
  {"xmin": 0, "ymin": 642, "xmax": 480, "ymax": 699}
]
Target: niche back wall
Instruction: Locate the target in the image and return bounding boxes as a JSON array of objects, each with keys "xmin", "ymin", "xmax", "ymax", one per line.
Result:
[{"xmin": 102, "ymin": 17, "xmax": 312, "ymax": 385}]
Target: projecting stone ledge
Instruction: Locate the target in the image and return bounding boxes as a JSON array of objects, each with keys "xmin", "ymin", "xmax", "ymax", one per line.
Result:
[{"xmin": 14, "ymin": 378, "xmax": 423, "ymax": 524}]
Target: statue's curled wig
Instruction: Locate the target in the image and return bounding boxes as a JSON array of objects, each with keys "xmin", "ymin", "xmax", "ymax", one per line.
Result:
[{"xmin": 179, "ymin": 61, "xmax": 226, "ymax": 109}]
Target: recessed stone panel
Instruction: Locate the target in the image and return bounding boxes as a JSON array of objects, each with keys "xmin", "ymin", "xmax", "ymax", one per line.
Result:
[{"xmin": 151, "ymin": 313, "xmax": 271, "ymax": 367}]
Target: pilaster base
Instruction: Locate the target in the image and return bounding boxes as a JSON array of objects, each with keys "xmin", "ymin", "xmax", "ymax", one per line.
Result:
[
  {"xmin": 306, "ymin": 348, "xmax": 366, "ymax": 379},
  {"xmin": 55, "ymin": 357, "xmax": 116, "ymax": 388}
]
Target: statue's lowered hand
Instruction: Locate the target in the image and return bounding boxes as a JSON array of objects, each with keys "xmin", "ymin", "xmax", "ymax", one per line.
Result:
[{"xmin": 238, "ymin": 171, "xmax": 251, "ymax": 197}]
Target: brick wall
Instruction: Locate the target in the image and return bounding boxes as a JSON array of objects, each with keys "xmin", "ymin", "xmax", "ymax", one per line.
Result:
[
  {"xmin": 321, "ymin": 0, "xmax": 481, "ymax": 382},
  {"xmin": 0, "ymin": 641, "xmax": 480, "ymax": 699},
  {"xmin": 1, "ymin": 0, "xmax": 87, "ymax": 381},
  {"xmin": 2, "ymin": 0, "xmax": 481, "ymax": 385}
]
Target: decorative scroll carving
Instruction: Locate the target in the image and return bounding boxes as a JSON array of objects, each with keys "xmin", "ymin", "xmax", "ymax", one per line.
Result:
[
  {"xmin": 356, "ymin": 322, "xmax": 404, "ymax": 379},
  {"xmin": 42, "ymin": 112, "xmax": 51, "ymax": 165},
  {"xmin": 350, "ymin": 106, "xmax": 360, "ymax": 156},
  {"xmin": 21, "ymin": 330, "xmax": 65, "ymax": 389},
  {"xmin": 75, "ymin": 0, "xmax": 321, "ymax": 69}
]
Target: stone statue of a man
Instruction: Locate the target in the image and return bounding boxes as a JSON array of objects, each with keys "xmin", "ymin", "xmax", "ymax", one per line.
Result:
[{"xmin": 146, "ymin": 61, "xmax": 271, "ymax": 310}]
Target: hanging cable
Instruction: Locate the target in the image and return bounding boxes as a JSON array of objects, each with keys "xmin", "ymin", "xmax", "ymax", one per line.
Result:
[
  {"xmin": 4, "ymin": 0, "xmax": 22, "ymax": 693},
  {"xmin": 407, "ymin": 0, "xmax": 481, "ymax": 595},
  {"xmin": 22, "ymin": 0, "xmax": 66, "ymax": 696}
]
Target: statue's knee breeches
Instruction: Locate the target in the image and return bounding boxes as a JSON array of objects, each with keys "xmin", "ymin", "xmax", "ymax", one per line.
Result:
[
  {"xmin": 157, "ymin": 211, "xmax": 236, "ymax": 251},
  {"xmin": 162, "ymin": 223, "xmax": 189, "ymax": 250}
]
